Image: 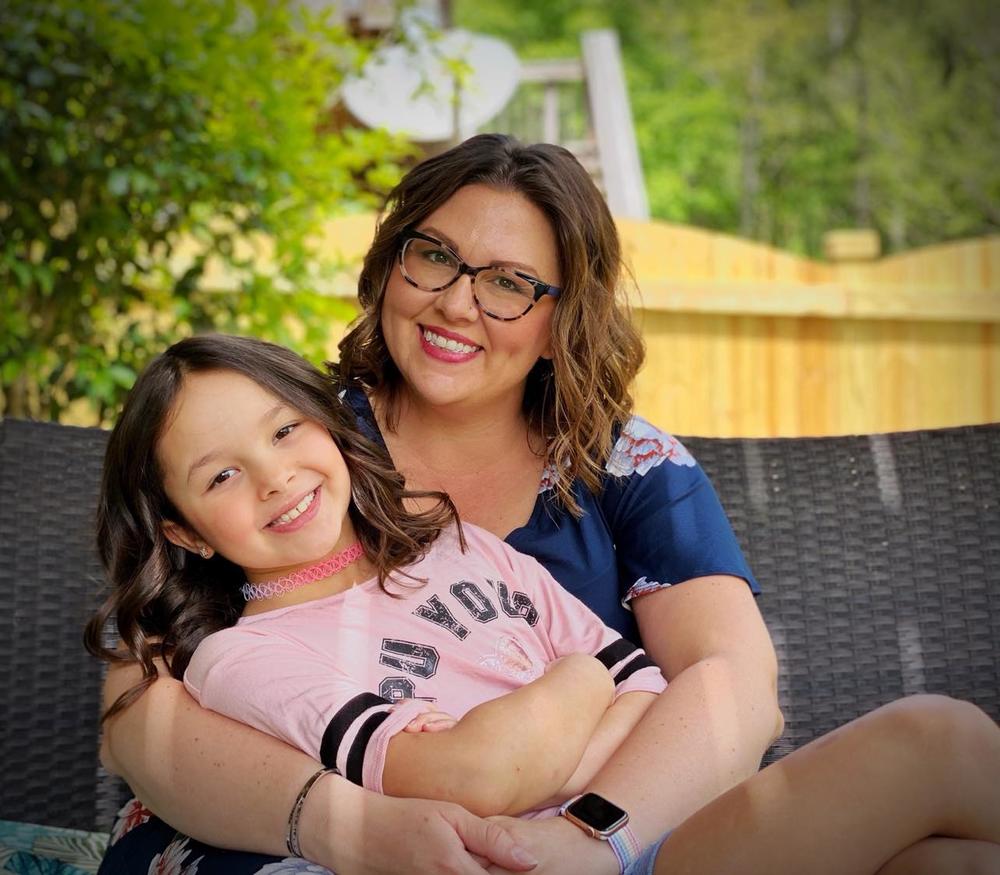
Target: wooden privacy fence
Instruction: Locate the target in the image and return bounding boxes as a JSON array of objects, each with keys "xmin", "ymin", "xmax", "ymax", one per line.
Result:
[
  {"xmin": 617, "ymin": 221, "xmax": 1000, "ymax": 437},
  {"xmin": 195, "ymin": 214, "xmax": 1000, "ymax": 438}
]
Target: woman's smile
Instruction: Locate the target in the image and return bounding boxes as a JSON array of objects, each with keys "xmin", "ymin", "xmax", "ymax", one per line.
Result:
[{"xmin": 419, "ymin": 324, "xmax": 483, "ymax": 362}]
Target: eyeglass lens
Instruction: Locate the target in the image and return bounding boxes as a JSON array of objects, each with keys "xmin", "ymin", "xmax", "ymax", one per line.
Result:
[{"xmin": 401, "ymin": 237, "xmax": 539, "ymax": 319}]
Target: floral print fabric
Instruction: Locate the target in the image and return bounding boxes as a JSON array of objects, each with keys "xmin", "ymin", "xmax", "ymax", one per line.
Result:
[
  {"xmin": 96, "ymin": 802, "xmax": 332, "ymax": 875},
  {"xmin": 0, "ymin": 819, "xmax": 107, "ymax": 875}
]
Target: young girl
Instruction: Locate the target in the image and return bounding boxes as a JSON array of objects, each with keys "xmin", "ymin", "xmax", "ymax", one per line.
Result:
[
  {"xmin": 86, "ymin": 333, "xmax": 668, "ymax": 871},
  {"xmin": 88, "ymin": 333, "xmax": 1000, "ymax": 875}
]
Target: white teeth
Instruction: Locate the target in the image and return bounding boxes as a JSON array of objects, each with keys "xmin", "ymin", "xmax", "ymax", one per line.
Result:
[
  {"xmin": 273, "ymin": 489, "xmax": 315, "ymax": 526},
  {"xmin": 423, "ymin": 328, "xmax": 478, "ymax": 354}
]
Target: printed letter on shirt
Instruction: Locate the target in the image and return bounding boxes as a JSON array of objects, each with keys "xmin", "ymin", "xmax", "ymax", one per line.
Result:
[{"xmin": 379, "ymin": 639, "xmax": 440, "ymax": 679}]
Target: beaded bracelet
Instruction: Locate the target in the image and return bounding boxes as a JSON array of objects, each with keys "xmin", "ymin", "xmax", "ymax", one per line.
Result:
[{"xmin": 286, "ymin": 766, "xmax": 338, "ymax": 858}]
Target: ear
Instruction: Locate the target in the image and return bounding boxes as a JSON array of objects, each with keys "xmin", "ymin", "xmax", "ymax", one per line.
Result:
[
  {"xmin": 162, "ymin": 520, "xmax": 212, "ymax": 558},
  {"xmin": 539, "ymin": 326, "xmax": 554, "ymax": 361}
]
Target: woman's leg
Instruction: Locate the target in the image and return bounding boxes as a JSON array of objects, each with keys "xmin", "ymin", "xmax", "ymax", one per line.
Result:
[
  {"xmin": 653, "ymin": 695, "xmax": 1000, "ymax": 875},
  {"xmin": 876, "ymin": 838, "xmax": 1000, "ymax": 875}
]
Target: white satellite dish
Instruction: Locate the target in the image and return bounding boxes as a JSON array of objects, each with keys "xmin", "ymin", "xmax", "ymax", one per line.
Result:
[{"xmin": 342, "ymin": 26, "xmax": 521, "ymax": 142}]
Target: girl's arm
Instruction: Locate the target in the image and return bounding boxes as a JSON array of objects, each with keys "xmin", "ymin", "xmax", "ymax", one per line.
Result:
[
  {"xmin": 382, "ymin": 652, "xmax": 613, "ymax": 816},
  {"xmin": 100, "ymin": 661, "xmax": 538, "ymax": 874},
  {"xmin": 544, "ymin": 690, "xmax": 658, "ymax": 804}
]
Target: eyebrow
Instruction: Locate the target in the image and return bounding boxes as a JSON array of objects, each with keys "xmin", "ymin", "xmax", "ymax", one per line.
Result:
[
  {"xmin": 418, "ymin": 225, "xmax": 544, "ymax": 277},
  {"xmin": 186, "ymin": 402, "xmax": 290, "ymax": 484}
]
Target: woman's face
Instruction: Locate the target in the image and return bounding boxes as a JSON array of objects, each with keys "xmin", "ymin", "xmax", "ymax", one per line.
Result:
[{"xmin": 380, "ymin": 184, "xmax": 561, "ymax": 419}]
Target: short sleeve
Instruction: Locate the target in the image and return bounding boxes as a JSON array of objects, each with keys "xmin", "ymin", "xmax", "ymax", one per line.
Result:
[
  {"xmin": 600, "ymin": 417, "xmax": 758, "ymax": 605},
  {"xmin": 184, "ymin": 627, "xmax": 426, "ymax": 792},
  {"xmin": 476, "ymin": 529, "xmax": 667, "ymax": 699}
]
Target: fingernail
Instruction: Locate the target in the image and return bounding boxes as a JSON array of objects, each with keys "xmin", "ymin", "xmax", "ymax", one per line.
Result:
[{"xmin": 512, "ymin": 847, "xmax": 538, "ymax": 867}]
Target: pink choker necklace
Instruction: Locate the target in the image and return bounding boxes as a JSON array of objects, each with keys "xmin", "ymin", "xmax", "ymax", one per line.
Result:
[{"xmin": 241, "ymin": 542, "xmax": 365, "ymax": 602}]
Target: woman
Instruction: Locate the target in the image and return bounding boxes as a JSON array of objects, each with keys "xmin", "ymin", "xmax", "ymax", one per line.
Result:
[
  {"xmin": 98, "ymin": 134, "xmax": 777, "ymax": 874},
  {"xmin": 96, "ymin": 136, "xmax": 999, "ymax": 874}
]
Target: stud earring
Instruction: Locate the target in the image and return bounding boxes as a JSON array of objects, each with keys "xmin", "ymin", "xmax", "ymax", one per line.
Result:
[{"xmin": 198, "ymin": 546, "xmax": 210, "ymax": 559}]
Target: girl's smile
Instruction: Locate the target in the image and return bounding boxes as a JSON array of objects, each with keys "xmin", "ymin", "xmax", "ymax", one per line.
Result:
[{"xmin": 265, "ymin": 485, "xmax": 321, "ymax": 531}]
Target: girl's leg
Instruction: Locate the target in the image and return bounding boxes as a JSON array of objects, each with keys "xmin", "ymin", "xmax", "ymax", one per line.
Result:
[{"xmin": 652, "ymin": 695, "xmax": 1000, "ymax": 875}]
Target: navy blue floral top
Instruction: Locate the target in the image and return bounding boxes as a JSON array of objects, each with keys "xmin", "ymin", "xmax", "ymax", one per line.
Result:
[{"xmin": 343, "ymin": 386, "xmax": 758, "ymax": 642}]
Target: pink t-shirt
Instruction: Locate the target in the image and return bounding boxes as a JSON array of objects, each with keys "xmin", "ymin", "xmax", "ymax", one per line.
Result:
[{"xmin": 185, "ymin": 523, "xmax": 666, "ymax": 800}]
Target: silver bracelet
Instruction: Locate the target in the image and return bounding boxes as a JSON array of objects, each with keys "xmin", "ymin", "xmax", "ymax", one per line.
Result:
[{"xmin": 286, "ymin": 766, "xmax": 337, "ymax": 858}]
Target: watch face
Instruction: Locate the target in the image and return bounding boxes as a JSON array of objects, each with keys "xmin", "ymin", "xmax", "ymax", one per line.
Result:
[{"xmin": 565, "ymin": 793, "xmax": 628, "ymax": 834}]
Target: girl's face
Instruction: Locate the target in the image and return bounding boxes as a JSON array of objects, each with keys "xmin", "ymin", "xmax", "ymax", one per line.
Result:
[
  {"xmin": 157, "ymin": 369, "xmax": 355, "ymax": 583},
  {"xmin": 379, "ymin": 183, "xmax": 560, "ymax": 419}
]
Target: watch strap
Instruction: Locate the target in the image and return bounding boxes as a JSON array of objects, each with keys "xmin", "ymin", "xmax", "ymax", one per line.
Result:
[{"xmin": 607, "ymin": 824, "xmax": 642, "ymax": 873}]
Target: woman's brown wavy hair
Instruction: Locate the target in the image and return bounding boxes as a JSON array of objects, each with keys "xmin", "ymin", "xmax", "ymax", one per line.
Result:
[
  {"xmin": 335, "ymin": 133, "xmax": 645, "ymax": 516},
  {"xmin": 84, "ymin": 334, "xmax": 460, "ymax": 721}
]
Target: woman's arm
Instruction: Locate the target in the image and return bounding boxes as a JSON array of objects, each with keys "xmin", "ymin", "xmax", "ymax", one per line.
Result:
[
  {"xmin": 101, "ymin": 662, "xmax": 538, "ymax": 874},
  {"xmin": 382, "ymin": 652, "xmax": 613, "ymax": 816},
  {"xmin": 485, "ymin": 577, "xmax": 781, "ymax": 875},
  {"xmin": 101, "ymin": 660, "xmax": 318, "ymax": 850},
  {"xmin": 586, "ymin": 576, "xmax": 782, "ymax": 840}
]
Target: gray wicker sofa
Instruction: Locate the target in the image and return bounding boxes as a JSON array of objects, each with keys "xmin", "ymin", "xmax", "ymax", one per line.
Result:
[{"xmin": 2, "ymin": 417, "xmax": 998, "ymax": 843}]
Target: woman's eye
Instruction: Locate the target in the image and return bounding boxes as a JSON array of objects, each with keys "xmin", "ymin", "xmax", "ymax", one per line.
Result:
[
  {"xmin": 489, "ymin": 272, "xmax": 528, "ymax": 294},
  {"xmin": 424, "ymin": 248, "xmax": 456, "ymax": 267},
  {"xmin": 209, "ymin": 469, "xmax": 236, "ymax": 489},
  {"xmin": 275, "ymin": 422, "xmax": 299, "ymax": 441}
]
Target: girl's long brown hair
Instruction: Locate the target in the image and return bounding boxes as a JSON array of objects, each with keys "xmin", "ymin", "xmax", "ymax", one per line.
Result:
[
  {"xmin": 84, "ymin": 334, "xmax": 460, "ymax": 721},
  {"xmin": 336, "ymin": 133, "xmax": 645, "ymax": 516}
]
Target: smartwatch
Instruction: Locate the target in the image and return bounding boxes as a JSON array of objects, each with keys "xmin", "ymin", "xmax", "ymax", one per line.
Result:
[{"xmin": 558, "ymin": 792, "xmax": 641, "ymax": 872}]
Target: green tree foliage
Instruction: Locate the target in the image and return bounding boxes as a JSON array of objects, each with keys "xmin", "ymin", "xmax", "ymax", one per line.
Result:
[
  {"xmin": 455, "ymin": 0, "xmax": 1000, "ymax": 256},
  {"xmin": 1, "ymin": 0, "xmax": 415, "ymax": 423}
]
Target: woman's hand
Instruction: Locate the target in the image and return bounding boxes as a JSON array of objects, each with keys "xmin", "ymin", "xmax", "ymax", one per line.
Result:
[
  {"xmin": 388, "ymin": 799, "xmax": 540, "ymax": 875},
  {"xmin": 300, "ymin": 780, "xmax": 539, "ymax": 875},
  {"xmin": 484, "ymin": 816, "xmax": 617, "ymax": 875}
]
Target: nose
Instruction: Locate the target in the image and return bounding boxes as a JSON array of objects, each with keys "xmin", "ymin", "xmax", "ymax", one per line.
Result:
[
  {"xmin": 256, "ymin": 456, "xmax": 295, "ymax": 500},
  {"xmin": 434, "ymin": 273, "xmax": 479, "ymax": 322}
]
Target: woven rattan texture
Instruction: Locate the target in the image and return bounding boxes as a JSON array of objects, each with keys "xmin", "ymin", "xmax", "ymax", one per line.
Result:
[
  {"xmin": 0, "ymin": 419, "xmax": 127, "ymax": 831},
  {"xmin": 2, "ymin": 418, "xmax": 998, "ymax": 829},
  {"xmin": 685, "ymin": 424, "xmax": 1000, "ymax": 763}
]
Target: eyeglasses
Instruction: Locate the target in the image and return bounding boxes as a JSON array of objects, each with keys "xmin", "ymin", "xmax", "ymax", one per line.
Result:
[{"xmin": 397, "ymin": 230, "xmax": 561, "ymax": 321}]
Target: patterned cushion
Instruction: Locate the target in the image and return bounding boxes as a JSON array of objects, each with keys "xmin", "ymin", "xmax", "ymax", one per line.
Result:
[{"xmin": 0, "ymin": 820, "xmax": 107, "ymax": 875}]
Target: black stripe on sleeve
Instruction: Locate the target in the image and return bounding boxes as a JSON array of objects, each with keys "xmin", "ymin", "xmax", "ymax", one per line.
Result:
[
  {"xmin": 320, "ymin": 692, "xmax": 391, "ymax": 771},
  {"xmin": 595, "ymin": 638, "xmax": 639, "ymax": 671},
  {"xmin": 344, "ymin": 709, "xmax": 392, "ymax": 785},
  {"xmin": 613, "ymin": 652, "xmax": 657, "ymax": 685}
]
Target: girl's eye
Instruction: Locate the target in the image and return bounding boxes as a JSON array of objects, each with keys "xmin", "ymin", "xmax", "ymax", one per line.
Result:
[
  {"xmin": 209, "ymin": 468, "xmax": 236, "ymax": 489},
  {"xmin": 275, "ymin": 422, "xmax": 299, "ymax": 441}
]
